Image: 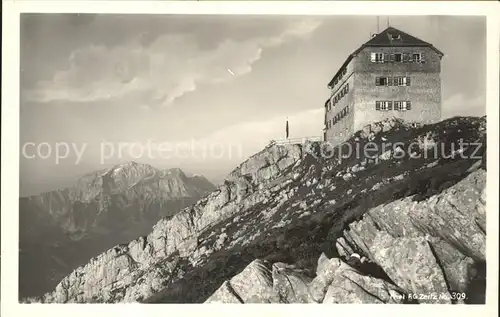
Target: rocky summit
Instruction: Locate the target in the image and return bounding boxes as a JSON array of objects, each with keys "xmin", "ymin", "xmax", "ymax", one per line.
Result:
[
  {"xmin": 24, "ymin": 116, "xmax": 487, "ymax": 304},
  {"xmin": 19, "ymin": 163, "xmax": 215, "ymax": 299}
]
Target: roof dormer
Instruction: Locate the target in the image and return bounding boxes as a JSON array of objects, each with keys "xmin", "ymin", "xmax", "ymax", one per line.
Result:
[{"xmin": 389, "ymin": 33, "xmax": 401, "ymax": 41}]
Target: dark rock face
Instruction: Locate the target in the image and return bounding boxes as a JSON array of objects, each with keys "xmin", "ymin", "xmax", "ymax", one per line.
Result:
[
  {"xmin": 24, "ymin": 116, "xmax": 487, "ymax": 304},
  {"xmin": 19, "ymin": 163, "xmax": 215, "ymax": 299}
]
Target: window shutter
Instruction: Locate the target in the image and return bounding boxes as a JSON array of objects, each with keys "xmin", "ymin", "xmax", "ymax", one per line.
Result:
[
  {"xmin": 388, "ymin": 77, "xmax": 393, "ymax": 86},
  {"xmin": 390, "ymin": 53, "xmax": 395, "ymax": 62},
  {"xmin": 375, "ymin": 77, "xmax": 381, "ymax": 86},
  {"xmin": 388, "ymin": 101, "xmax": 393, "ymax": 110},
  {"xmin": 406, "ymin": 77, "xmax": 411, "ymax": 86},
  {"xmin": 371, "ymin": 53, "xmax": 376, "ymax": 62},
  {"xmin": 420, "ymin": 53, "xmax": 425, "ymax": 63},
  {"xmin": 375, "ymin": 101, "xmax": 381, "ymax": 110},
  {"xmin": 383, "ymin": 53, "xmax": 389, "ymax": 63},
  {"xmin": 407, "ymin": 101, "xmax": 412, "ymax": 110},
  {"xmin": 403, "ymin": 53, "xmax": 409, "ymax": 63}
]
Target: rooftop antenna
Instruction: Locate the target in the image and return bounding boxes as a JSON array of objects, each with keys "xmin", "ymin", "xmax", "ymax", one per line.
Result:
[
  {"xmin": 377, "ymin": 16, "xmax": 380, "ymax": 33},
  {"xmin": 387, "ymin": 17, "xmax": 390, "ymax": 28}
]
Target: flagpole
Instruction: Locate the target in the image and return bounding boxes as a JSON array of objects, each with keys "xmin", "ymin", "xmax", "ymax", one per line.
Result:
[{"xmin": 286, "ymin": 117, "xmax": 289, "ymax": 140}]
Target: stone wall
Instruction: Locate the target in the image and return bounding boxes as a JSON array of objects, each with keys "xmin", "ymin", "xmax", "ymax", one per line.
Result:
[{"xmin": 352, "ymin": 46, "xmax": 442, "ymax": 132}]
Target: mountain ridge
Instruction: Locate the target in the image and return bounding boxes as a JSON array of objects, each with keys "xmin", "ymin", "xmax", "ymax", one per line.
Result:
[
  {"xmin": 19, "ymin": 163, "xmax": 216, "ymax": 299},
  {"xmin": 22, "ymin": 116, "xmax": 487, "ymax": 304}
]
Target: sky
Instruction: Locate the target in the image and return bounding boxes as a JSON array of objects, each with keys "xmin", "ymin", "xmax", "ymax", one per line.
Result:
[{"xmin": 19, "ymin": 14, "xmax": 486, "ymax": 196}]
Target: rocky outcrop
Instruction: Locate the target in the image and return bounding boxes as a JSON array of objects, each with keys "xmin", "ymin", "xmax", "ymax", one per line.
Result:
[
  {"xmin": 205, "ymin": 169, "xmax": 486, "ymax": 304},
  {"xmin": 206, "ymin": 255, "xmax": 405, "ymax": 304},
  {"xmin": 336, "ymin": 170, "xmax": 486, "ymax": 304},
  {"xmin": 25, "ymin": 116, "xmax": 487, "ymax": 304}
]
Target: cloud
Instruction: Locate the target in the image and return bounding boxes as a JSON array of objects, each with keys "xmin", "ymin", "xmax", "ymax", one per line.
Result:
[
  {"xmin": 95, "ymin": 107, "xmax": 324, "ymax": 169},
  {"xmin": 141, "ymin": 107, "xmax": 324, "ymax": 165},
  {"xmin": 23, "ymin": 19, "xmax": 322, "ymax": 107}
]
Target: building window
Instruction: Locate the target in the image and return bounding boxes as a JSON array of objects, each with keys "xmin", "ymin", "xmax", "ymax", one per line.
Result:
[
  {"xmin": 375, "ymin": 101, "xmax": 392, "ymax": 111},
  {"xmin": 394, "ymin": 101, "xmax": 401, "ymax": 111},
  {"xmin": 394, "ymin": 76, "xmax": 411, "ymax": 86},
  {"xmin": 394, "ymin": 53, "xmax": 403, "ymax": 62},
  {"xmin": 390, "ymin": 33, "xmax": 401, "ymax": 41},
  {"xmin": 396, "ymin": 101, "xmax": 412, "ymax": 111},
  {"xmin": 412, "ymin": 53, "xmax": 421, "ymax": 63},
  {"xmin": 375, "ymin": 76, "xmax": 390, "ymax": 86},
  {"xmin": 371, "ymin": 52, "xmax": 384, "ymax": 63}
]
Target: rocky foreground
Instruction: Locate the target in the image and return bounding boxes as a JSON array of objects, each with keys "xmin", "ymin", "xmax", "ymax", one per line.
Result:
[{"xmin": 24, "ymin": 116, "xmax": 487, "ymax": 304}]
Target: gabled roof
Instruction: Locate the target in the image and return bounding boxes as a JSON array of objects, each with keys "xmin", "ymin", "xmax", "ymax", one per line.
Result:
[
  {"xmin": 327, "ymin": 26, "xmax": 444, "ymax": 88},
  {"xmin": 362, "ymin": 27, "xmax": 443, "ymax": 55}
]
